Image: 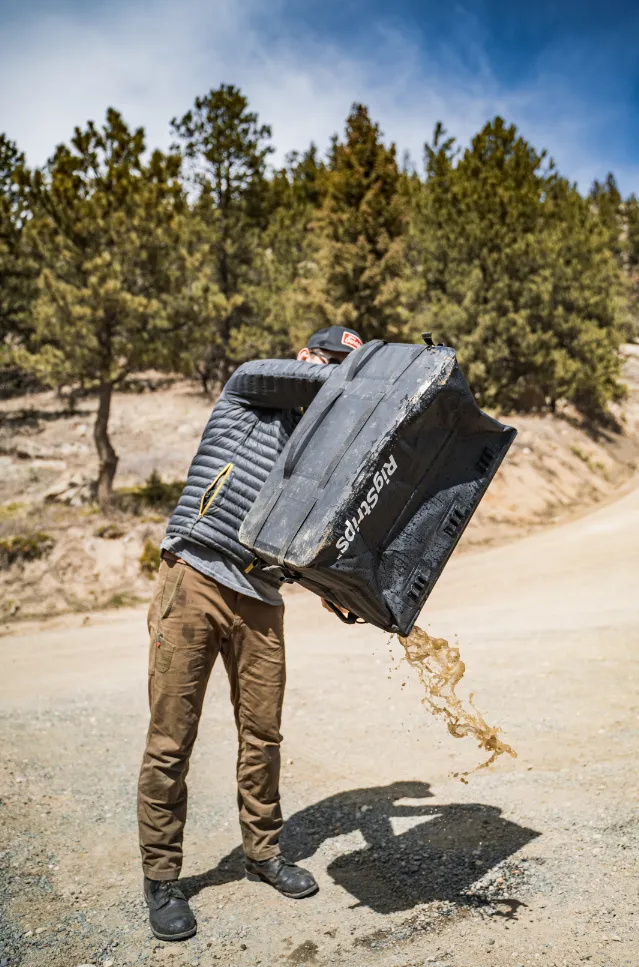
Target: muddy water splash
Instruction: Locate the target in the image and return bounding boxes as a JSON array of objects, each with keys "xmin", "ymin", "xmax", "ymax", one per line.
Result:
[{"xmin": 397, "ymin": 626, "xmax": 516, "ymax": 780}]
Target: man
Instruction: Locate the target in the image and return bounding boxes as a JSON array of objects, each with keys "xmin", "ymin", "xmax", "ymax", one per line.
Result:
[{"xmin": 138, "ymin": 325, "xmax": 364, "ymax": 941}]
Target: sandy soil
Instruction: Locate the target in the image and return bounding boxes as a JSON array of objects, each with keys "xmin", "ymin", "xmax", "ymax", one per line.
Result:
[
  {"xmin": 1, "ymin": 346, "xmax": 639, "ymax": 622},
  {"xmin": 1, "ymin": 471, "xmax": 638, "ymax": 967}
]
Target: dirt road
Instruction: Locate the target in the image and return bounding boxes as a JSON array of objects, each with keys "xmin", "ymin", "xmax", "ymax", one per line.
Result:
[{"xmin": 1, "ymin": 482, "xmax": 638, "ymax": 967}]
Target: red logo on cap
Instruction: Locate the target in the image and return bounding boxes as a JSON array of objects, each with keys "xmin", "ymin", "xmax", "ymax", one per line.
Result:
[{"xmin": 342, "ymin": 331, "xmax": 363, "ymax": 350}]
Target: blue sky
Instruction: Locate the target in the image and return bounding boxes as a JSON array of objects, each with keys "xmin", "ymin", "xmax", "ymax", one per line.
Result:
[{"xmin": 0, "ymin": 0, "xmax": 637, "ymax": 193}]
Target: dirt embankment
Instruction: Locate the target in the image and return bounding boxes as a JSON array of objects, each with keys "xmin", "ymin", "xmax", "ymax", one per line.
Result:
[
  {"xmin": 464, "ymin": 343, "xmax": 639, "ymax": 546},
  {"xmin": 1, "ymin": 348, "xmax": 638, "ymax": 624}
]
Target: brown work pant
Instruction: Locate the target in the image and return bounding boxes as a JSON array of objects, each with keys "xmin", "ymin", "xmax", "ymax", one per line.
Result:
[{"xmin": 137, "ymin": 558, "xmax": 286, "ymax": 880}]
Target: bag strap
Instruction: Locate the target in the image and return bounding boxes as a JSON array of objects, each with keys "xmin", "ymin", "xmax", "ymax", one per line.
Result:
[
  {"xmin": 283, "ymin": 386, "xmax": 342, "ymax": 480},
  {"xmin": 282, "ymin": 340, "xmax": 385, "ymax": 481},
  {"xmin": 316, "ymin": 390, "xmax": 386, "ymax": 488}
]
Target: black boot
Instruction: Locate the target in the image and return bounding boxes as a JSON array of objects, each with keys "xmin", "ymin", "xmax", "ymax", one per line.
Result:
[
  {"xmin": 245, "ymin": 855, "xmax": 318, "ymax": 899},
  {"xmin": 143, "ymin": 877, "xmax": 197, "ymax": 941}
]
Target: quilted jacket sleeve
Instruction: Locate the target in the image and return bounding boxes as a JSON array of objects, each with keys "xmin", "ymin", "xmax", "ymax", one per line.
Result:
[{"xmin": 224, "ymin": 359, "xmax": 333, "ymax": 409}]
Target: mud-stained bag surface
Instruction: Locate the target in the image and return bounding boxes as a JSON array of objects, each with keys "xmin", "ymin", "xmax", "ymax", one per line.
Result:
[{"xmin": 239, "ymin": 339, "xmax": 516, "ymax": 635}]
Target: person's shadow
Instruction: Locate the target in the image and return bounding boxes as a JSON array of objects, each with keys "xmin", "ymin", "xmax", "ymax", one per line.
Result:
[{"xmin": 181, "ymin": 781, "xmax": 539, "ymax": 915}]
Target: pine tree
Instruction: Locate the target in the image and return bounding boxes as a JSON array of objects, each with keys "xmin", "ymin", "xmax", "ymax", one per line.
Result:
[
  {"xmin": 284, "ymin": 144, "xmax": 327, "ymax": 211},
  {"xmin": 0, "ymin": 134, "xmax": 36, "ymax": 348},
  {"xmin": 171, "ymin": 85, "xmax": 273, "ymax": 388},
  {"xmin": 14, "ymin": 109, "xmax": 219, "ymax": 507},
  {"xmin": 298, "ymin": 105, "xmax": 408, "ymax": 343},
  {"xmin": 628, "ymin": 195, "xmax": 639, "ymax": 271},
  {"xmin": 236, "ymin": 146, "xmax": 329, "ymax": 359},
  {"xmin": 624, "ymin": 193, "xmax": 639, "ymax": 338},
  {"xmin": 407, "ymin": 117, "xmax": 627, "ymax": 417},
  {"xmin": 589, "ymin": 173, "xmax": 624, "ymax": 263}
]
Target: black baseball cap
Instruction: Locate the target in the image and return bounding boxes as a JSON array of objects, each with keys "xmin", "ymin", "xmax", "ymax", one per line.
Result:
[{"xmin": 307, "ymin": 326, "xmax": 364, "ymax": 355}]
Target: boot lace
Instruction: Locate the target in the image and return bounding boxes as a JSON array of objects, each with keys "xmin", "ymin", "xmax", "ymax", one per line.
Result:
[{"xmin": 153, "ymin": 880, "xmax": 187, "ymax": 906}]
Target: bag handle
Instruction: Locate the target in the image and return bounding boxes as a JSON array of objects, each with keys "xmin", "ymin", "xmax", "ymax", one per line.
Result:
[
  {"xmin": 345, "ymin": 338, "xmax": 385, "ymax": 381},
  {"xmin": 283, "ymin": 340, "xmax": 385, "ymax": 480},
  {"xmin": 324, "ymin": 600, "xmax": 366, "ymax": 624}
]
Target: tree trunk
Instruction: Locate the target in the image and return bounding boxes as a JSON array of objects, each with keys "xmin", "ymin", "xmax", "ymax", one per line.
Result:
[
  {"xmin": 197, "ymin": 359, "xmax": 211, "ymax": 396},
  {"xmin": 66, "ymin": 387, "xmax": 79, "ymax": 414},
  {"xmin": 219, "ymin": 354, "xmax": 233, "ymax": 386},
  {"xmin": 94, "ymin": 381, "xmax": 118, "ymax": 510},
  {"xmin": 199, "ymin": 371, "xmax": 210, "ymax": 396}
]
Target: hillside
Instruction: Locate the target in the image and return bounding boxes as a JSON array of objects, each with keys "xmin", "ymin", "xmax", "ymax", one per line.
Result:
[{"xmin": 1, "ymin": 346, "xmax": 638, "ymax": 624}]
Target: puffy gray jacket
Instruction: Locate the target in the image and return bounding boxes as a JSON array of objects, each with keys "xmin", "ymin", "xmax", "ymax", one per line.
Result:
[{"xmin": 165, "ymin": 359, "xmax": 332, "ymax": 572}]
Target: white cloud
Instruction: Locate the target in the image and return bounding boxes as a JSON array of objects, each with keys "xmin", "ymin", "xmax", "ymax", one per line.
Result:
[{"xmin": 0, "ymin": 0, "xmax": 637, "ymax": 194}]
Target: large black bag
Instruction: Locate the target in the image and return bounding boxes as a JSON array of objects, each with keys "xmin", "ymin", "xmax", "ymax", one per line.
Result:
[{"xmin": 240, "ymin": 339, "xmax": 516, "ymax": 635}]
